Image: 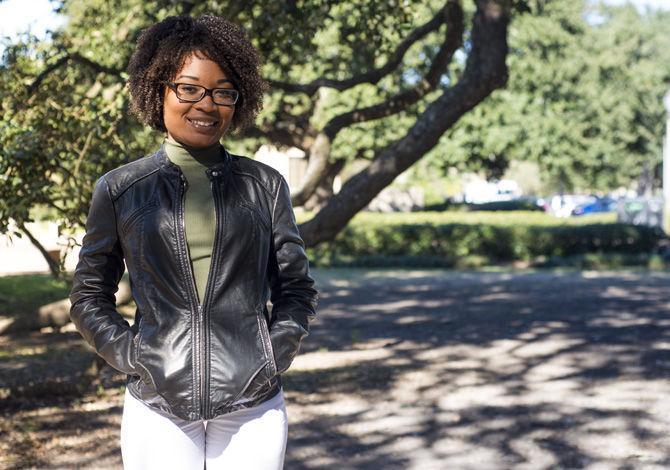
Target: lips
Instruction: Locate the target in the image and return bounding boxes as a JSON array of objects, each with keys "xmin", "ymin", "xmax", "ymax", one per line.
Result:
[{"xmin": 186, "ymin": 117, "xmax": 218, "ymax": 129}]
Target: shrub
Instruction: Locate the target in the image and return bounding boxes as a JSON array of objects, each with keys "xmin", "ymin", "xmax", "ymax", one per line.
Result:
[
  {"xmin": 303, "ymin": 211, "xmax": 664, "ymax": 268},
  {"xmin": 422, "ymin": 199, "xmax": 543, "ymax": 212},
  {"xmin": 467, "ymin": 199, "xmax": 544, "ymax": 212}
]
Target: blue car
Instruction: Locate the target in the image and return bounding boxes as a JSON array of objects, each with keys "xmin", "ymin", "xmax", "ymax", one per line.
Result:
[{"xmin": 571, "ymin": 198, "xmax": 616, "ymax": 216}]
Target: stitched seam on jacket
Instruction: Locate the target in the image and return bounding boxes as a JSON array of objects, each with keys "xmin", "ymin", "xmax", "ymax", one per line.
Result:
[
  {"xmin": 102, "ymin": 175, "xmax": 119, "ymax": 233},
  {"xmin": 101, "ymin": 176, "xmax": 122, "ymax": 246},
  {"xmin": 109, "ymin": 167, "xmax": 161, "ymax": 202},
  {"xmin": 231, "ymin": 169, "xmax": 275, "ymax": 197},
  {"xmin": 271, "ymin": 177, "xmax": 282, "ymax": 228}
]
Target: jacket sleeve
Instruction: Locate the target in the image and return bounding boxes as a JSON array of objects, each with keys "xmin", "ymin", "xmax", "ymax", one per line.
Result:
[
  {"xmin": 69, "ymin": 175, "xmax": 138, "ymax": 375},
  {"xmin": 267, "ymin": 175, "xmax": 319, "ymax": 374}
]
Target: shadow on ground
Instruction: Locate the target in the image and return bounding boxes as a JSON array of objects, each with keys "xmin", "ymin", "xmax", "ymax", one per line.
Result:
[
  {"xmin": 1, "ymin": 269, "xmax": 670, "ymax": 469},
  {"xmin": 281, "ymin": 269, "xmax": 670, "ymax": 469}
]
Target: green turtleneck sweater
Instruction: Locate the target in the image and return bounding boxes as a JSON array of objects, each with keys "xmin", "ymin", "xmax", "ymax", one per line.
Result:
[{"xmin": 164, "ymin": 135, "xmax": 224, "ymax": 306}]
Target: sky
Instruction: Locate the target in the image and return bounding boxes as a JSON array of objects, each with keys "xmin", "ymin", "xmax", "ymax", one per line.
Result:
[
  {"xmin": 601, "ymin": 0, "xmax": 670, "ymax": 9},
  {"xmin": 0, "ymin": 0, "xmax": 65, "ymax": 54},
  {"xmin": 0, "ymin": 0, "xmax": 669, "ymax": 56}
]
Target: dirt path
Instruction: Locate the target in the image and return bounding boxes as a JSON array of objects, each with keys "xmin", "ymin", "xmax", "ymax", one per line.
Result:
[{"xmin": 2, "ymin": 269, "xmax": 670, "ymax": 469}]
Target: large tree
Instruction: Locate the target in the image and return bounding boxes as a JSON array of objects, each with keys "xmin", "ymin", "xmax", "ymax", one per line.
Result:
[
  {"xmin": 418, "ymin": 0, "xmax": 670, "ymax": 192},
  {"xmin": 1, "ymin": 0, "xmax": 528, "ymax": 271}
]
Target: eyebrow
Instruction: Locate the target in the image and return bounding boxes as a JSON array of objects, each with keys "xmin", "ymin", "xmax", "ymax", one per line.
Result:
[{"xmin": 176, "ymin": 75, "xmax": 233, "ymax": 85}]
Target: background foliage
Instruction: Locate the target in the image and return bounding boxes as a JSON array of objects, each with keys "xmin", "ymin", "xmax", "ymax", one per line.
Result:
[
  {"xmin": 414, "ymin": 0, "xmax": 670, "ymax": 193},
  {"xmin": 0, "ymin": 0, "xmax": 668, "ymax": 273},
  {"xmin": 302, "ymin": 210, "xmax": 663, "ymax": 267}
]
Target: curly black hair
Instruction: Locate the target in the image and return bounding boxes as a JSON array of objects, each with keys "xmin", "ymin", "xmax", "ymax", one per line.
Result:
[{"xmin": 127, "ymin": 15, "xmax": 268, "ymax": 134}]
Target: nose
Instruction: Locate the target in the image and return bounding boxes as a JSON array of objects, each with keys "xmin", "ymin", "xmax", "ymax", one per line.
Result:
[{"xmin": 194, "ymin": 92, "xmax": 217, "ymax": 112}]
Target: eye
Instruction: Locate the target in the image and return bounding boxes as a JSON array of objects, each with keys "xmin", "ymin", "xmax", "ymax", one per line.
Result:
[
  {"xmin": 213, "ymin": 89, "xmax": 238, "ymax": 104},
  {"xmin": 177, "ymin": 84, "xmax": 201, "ymax": 96}
]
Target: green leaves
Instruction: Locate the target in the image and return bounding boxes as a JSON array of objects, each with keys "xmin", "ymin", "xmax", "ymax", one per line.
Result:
[
  {"xmin": 5, "ymin": 0, "xmax": 665, "ymax": 265},
  {"xmin": 423, "ymin": 0, "xmax": 670, "ymax": 192},
  {"xmin": 305, "ymin": 210, "xmax": 662, "ymax": 267}
]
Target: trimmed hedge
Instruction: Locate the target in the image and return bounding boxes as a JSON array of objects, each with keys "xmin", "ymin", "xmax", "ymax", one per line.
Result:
[
  {"xmin": 303, "ymin": 211, "xmax": 664, "ymax": 268},
  {"xmin": 422, "ymin": 199, "xmax": 544, "ymax": 212},
  {"xmin": 467, "ymin": 199, "xmax": 544, "ymax": 212}
]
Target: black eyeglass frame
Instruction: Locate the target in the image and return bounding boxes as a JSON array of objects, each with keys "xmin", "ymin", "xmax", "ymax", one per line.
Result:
[{"xmin": 164, "ymin": 81, "xmax": 239, "ymax": 106}]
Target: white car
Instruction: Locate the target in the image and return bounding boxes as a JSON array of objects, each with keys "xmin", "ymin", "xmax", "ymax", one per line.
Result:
[{"xmin": 549, "ymin": 194, "xmax": 597, "ymax": 218}]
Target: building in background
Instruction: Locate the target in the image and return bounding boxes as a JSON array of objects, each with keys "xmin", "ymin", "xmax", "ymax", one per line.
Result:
[{"xmin": 254, "ymin": 145, "xmax": 309, "ymax": 191}]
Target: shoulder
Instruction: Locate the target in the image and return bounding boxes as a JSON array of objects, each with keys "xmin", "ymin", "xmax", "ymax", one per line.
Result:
[
  {"xmin": 228, "ymin": 152, "xmax": 285, "ymax": 197},
  {"xmin": 99, "ymin": 150, "xmax": 162, "ymax": 201}
]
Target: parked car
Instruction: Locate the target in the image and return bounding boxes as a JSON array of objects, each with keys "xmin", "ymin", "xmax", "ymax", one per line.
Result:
[
  {"xmin": 571, "ymin": 197, "xmax": 616, "ymax": 216},
  {"xmin": 550, "ymin": 194, "xmax": 597, "ymax": 218}
]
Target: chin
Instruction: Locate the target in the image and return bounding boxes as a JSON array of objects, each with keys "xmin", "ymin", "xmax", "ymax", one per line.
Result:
[{"xmin": 176, "ymin": 134, "xmax": 221, "ymax": 148}]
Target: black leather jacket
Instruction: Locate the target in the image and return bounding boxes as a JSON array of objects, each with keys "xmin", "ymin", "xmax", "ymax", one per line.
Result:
[{"xmin": 69, "ymin": 144, "xmax": 318, "ymax": 421}]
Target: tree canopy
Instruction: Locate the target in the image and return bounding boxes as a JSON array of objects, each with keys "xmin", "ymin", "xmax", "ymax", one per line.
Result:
[
  {"xmin": 421, "ymin": 0, "xmax": 670, "ymax": 193},
  {"xmin": 1, "ymin": 0, "xmax": 519, "ymax": 255},
  {"xmin": 2, "ymin": 0, "xmax": 666, "ymax": 277}
]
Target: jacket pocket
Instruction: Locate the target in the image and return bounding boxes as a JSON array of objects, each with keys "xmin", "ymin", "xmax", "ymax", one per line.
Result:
[
  {"xmin": 256, "ymin": 305, "xmax": 278, "ymax": 377},
  {"xmin": 231, "ymin": 359, "xmax": 270, "ymax": 403},
  {"xmin": 132, "ymin": 316, "xmax": 147, "ymax": 380}
]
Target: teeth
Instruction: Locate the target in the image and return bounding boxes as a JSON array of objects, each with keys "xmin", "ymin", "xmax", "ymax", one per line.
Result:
[{"xmin": 189, "ymin": 119, "xmax": 216, "ymax": 127}]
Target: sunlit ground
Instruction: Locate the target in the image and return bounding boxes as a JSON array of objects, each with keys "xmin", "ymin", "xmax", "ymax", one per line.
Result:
[
  {"xmin": 1, "ymin": 268, "xmax": 669, "ymax": 469},
  {"xmin": 283, "ymin": 269, "xmax": 670, "ymax": 469}
]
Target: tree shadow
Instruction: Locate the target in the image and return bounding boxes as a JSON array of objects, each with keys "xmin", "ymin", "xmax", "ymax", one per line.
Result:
[
  {"xmin": 281, "ymin": 269, "xmax": 670, "ymax": 469},
  {"xmin": 2, "ymin": 269, "xmax": 670, "ymax": 468},
  {"xmin": 0, "ymin": 397, "xmax": 125, "ymax": 469}
]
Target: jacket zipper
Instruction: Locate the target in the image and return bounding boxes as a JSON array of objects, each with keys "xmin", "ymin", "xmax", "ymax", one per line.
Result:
[
  {"xmin": 178, "ymin": 173, "xmax": 206, "ymax": 419},
  {"xmin": 199, "ymin": 172, "xmax": 222, "ymax": 419},
  {"xmin": 178, "ymin": 170, "xmax": 223, "ymax": 420}
]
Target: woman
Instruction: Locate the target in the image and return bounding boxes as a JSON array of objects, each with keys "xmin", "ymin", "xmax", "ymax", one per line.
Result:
[{"xmin": 69, "ymin": 14, "xmax": 318, "ymax": 470}]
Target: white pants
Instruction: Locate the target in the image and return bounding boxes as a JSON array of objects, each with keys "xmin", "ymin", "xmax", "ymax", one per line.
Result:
[{"xmin": 121, "ymin": 387, "xmax": 288, "ymax": 470}]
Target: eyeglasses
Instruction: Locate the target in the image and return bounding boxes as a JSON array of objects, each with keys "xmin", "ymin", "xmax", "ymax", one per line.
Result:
[{"xmin": 164, "ymin": 82, "xmax": 239, "ymax": 106}]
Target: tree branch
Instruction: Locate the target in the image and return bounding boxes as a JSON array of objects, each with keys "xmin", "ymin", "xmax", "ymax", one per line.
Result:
[
  {"xmin": 244, "ymin": 125, "xmax": 305, "ymax": 149},
  {"xmin": 69, "ymin": 52, "xmax": 124, "ymax": 76},
  {"xmin": 27, "ymin": 52, "xmax": 124, "ymax": 97},
  {"xmin": 26, "ymin": 55, "xmax": 69, "ymax": 97},
  {"xmin": 73, "ymin": 130, "xmax": 95, "ymax": 178},
  {"xmin": 299, "ymin": 0, "xmax": 511, "ymax": 246},
  {"xmin": 290, "ymin": 0, "xmax": 463, "ymax": 207},
  {"xmin": 303, "ymin": 158, "xmax": 346, "ymax": 211},
  {"xmin": 322, "ymin": 0, "xmax": 464, "ymax": 140},
  {"xmin": 17, "ymin": 221, "xmax": 62, "ymax": 279},
  {"xmin": 268, "ymin": 2, "xmax": 454, "ymax": 95},
  {"xmin": 51, "ymin": 200, "xmax": 70, "ymax": 215},
  {"xmin": 290, "ymin": 133, "xmax": 331, "ymax": 207}
]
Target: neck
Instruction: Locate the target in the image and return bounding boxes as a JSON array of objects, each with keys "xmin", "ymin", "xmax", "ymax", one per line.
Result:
[{"xmin": 164, "ymin": 135, "xmax": 223, "ymax": 168}]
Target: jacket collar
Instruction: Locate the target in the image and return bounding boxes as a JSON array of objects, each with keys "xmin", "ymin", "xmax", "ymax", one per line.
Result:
[{"xmin": 154, "ymin": 142, "xmax": 232, "ymax": 180}]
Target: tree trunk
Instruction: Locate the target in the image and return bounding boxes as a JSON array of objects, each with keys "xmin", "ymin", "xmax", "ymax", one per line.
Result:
[
  {"xmin": 290, "ymin": 133, "xmax": 332, "ymax": 207},
  {"xmin": 298, "ymin": 0, "xmax": 511, "ymax": 246},
  {"xmin": 18, "ymin": 222, "xmax": 62, "ymax": 279},
  {"xmin": 304, "ymin": 159, "xmax": 346, "ymax": 212},
  {"xmin": 290, "ymin": 1, "xmax": 463, "ymax": 207}
]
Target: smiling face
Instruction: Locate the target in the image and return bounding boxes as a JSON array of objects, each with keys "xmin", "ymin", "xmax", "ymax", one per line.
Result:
[{"xmin": 163, "ymin": 50, "xmax": 236, "ymax": 148}]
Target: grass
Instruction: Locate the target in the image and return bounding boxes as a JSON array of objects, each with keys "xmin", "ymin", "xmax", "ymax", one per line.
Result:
[
  {"xmin": 296, "ymin": 210, "xmax": 618, "ymax": 226},
  {"xmin": 0, "ymin": 274, "xmax": 72, "ymax": 317}
]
